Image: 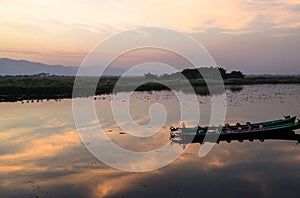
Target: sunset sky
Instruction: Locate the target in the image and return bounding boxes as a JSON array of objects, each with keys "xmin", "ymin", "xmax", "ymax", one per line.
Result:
[{"xmin": 1, "ymin": 0, "xmax": 300, "ymax": 74}]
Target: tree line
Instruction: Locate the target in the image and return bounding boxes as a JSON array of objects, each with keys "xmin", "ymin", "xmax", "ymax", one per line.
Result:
[{"xmin": 144, "ymin": 67, "xmax": 245, "ymax": 79}]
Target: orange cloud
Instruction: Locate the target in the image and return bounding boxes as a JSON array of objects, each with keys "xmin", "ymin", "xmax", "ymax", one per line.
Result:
[{"xmin": 1, "ymin": 0, "xmax": 300, "ymax": 65}]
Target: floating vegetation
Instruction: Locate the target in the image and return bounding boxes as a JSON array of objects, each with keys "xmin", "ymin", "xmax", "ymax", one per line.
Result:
[{"xmin": 0, "ymin": 75, "xmax": 299, "ymax": 102}]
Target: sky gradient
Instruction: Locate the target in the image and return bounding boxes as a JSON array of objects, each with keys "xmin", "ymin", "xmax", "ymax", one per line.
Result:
[{"xmin": 1, "ymin": 0, "xmax": 300, "ymax": 74}]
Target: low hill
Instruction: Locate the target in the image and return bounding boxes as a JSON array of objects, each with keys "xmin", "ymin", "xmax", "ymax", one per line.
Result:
[{"xmin": 0, "ymin": 58, "xmax": 126, "ymax": 76}]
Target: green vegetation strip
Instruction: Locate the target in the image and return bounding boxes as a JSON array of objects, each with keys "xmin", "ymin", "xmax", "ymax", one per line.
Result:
[
  {"xmin": 1, "ymin": 67, "xmax": 300, "ymax": 102},
  {"xmin": 1, "ymin": 75, "xmax": 300, "ymax": 102}
]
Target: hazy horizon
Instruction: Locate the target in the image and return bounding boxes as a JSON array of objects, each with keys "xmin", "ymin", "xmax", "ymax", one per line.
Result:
[
  {"xmin": 1, "ymin": 57, "xmax": 300, "ymax": 76},
  {"xmin": 1, "ymin": 0, "xmax": 300, "ymax": 74}
]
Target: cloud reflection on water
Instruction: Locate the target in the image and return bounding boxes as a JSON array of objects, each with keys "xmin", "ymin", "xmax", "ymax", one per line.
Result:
[{"xmin": 0, "ymin": 85, "xmax": 300, "ymax": 197}]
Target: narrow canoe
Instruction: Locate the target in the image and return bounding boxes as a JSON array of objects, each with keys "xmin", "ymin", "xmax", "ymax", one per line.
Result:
[
  {"xmin": 171, "ymin": 130, "xmax": 300, "ymax": 145},
  {"xmin": 170, "ymin": 121, "xmax": 300, "ymax": 144},
  {"xmin": 174, "ymin": 116, "xmax": 296, "ymax": 133}
]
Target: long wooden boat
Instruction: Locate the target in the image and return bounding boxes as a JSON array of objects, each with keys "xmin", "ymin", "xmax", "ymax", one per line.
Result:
[
  {"xmin": 170, "ymin": 121, "xmax": 300, "ymax": 145},
  {"xmin": 171, "ymin": 130, "xmax": 300, "ymax": 146},
  {"xmin": 170, "ymin": 116, "xmax": 296, "ymax": 133}
]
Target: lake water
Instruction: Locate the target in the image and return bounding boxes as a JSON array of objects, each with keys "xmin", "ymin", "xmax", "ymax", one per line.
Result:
[{"xmin": 0, "ymin": 84, "xmax": 300, "ymax": 198}]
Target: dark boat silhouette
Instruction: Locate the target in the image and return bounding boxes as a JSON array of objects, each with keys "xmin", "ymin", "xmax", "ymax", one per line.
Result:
[
  {"xmin": 170, "ymin": 116, "xmax": 296, "ymax": 132},
  {"xmin": 170, "ymin": 117, "xmax": 300, "ymax": 146}
]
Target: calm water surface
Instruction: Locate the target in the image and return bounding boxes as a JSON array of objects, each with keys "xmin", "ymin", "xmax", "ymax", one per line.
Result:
[{"xmin": 0, "ymin": 84, "xmax": 300, "ymax": 198}]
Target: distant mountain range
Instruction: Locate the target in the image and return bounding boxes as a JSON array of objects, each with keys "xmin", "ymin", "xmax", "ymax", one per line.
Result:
[{"xmin": 0, "ymin": 58, "xmax": 128, "ymax": 76}]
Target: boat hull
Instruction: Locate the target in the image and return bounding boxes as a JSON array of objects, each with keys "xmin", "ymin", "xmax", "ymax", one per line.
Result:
[
  {"xmin": 171, "ymin": 122, "xmax": 300, "ymax": 144},
  {"xmin": 179, "ymin": 116, "xmax": 296, "ymax": 133}
]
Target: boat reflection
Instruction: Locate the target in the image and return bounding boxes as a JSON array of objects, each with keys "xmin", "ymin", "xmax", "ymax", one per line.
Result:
[{"xmin": 171, "ymin": 130, "xmax": 300, "ymax": 148}]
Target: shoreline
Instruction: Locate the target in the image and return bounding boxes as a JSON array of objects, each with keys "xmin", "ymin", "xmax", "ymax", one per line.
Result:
[{"xmin": 1, "ymin": 76, "xmax": 300, "ymax": 102}]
